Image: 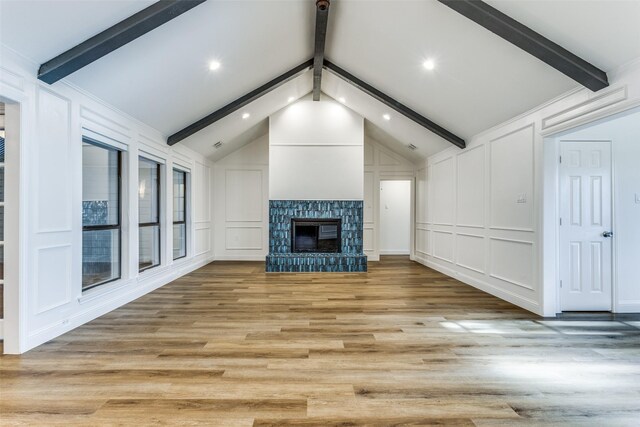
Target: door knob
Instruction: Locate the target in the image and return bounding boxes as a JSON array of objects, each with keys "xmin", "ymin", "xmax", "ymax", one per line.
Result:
[{"xmin": 602, "ymin": 231, "xmax": 613, "ymax": 238}]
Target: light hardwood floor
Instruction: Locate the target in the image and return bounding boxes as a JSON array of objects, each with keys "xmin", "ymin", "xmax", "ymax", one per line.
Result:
[{"xmin": 1, "ymin": 256, "xmax": 639, "ymax": 426}]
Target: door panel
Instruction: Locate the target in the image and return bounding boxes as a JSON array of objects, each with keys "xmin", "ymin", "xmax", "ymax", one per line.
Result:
[{"xmin": 559, "ymin": 141, "xmax": 612, "ymax": 311}]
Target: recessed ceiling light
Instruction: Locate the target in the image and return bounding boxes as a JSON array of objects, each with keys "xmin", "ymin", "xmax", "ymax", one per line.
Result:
[
  {"xmin": 383, "ymin": 113, "xmax": 391, "ymax": 121},
  {"xmin": 209, "ymin": 60, "xmax": 221, "ymax": 71},
  {"xmin": 422, "ymin": 58, "xmax": 435, "ymax": 71},
  {"xmin": 338, "ymin": 97, "xmax": 346, "ymax": 104},
  {"xmin": 242, "ymin": 112, "xmax": 250, "ymax": 119},
  {"xmin": 288, "ymin": 97, "xmax": 295, "ymax": 103}
]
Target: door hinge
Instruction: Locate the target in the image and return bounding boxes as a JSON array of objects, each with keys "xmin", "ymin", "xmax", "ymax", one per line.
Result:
[
  {"xmin": 560, "ymin": 218, "xmax": 562, "ymax": 226},
  {"xmin": 559, "ymin": 155, "xmax": 562, "ymax": 164},
  {"xmin": 560, "ymin": 280, "xmax": 563, "ymax": 288}
]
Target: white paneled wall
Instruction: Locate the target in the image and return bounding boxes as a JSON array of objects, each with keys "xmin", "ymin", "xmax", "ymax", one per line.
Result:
[
  {"xmin": 416, "ymin": 58, "xmax": 640, "ymax": 315},
  {"xmin": 363, "ymin": 137, "xmax": 415, "ymax": 261},
  {"xmin": 213, "ymin": 135, "xmax": 269, "ymax": 260},
  {"xmin": 194, "ymin": 160, "xmax": 212, "ymax": 256},
  {"xmin": 0, "ymin": 46, "xmax": 214, "ymax": 353},
  {"xmin": 417, "ymin": 118, "xmax": 542, "ymax": 313},
  {"xmin": 213, "ymin": 134, "xmax": 415, "ymax": 262}
]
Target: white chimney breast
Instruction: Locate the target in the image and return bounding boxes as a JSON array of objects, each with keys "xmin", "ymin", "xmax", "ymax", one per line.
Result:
[{"xmin": 269, "ymin": 98, "xmax": 364, "ymax": 200}]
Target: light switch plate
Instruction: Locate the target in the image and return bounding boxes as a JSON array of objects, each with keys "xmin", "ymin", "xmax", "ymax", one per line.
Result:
[{"xmin": 516, "ymin": 193, "xmax": 527, "ymax": 204}]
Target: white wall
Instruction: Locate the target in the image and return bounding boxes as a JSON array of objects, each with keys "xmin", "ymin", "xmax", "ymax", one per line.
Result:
[
  {"xmin": 0, "ymin": 45, "xmax": 214, "ymax": 353},
  {"xmin": 213, "ymin": 135, "xmax": 269, "ymax": 260},
  {"xmin": 416, "ymin": 58, "xmax": 640, "ymax": 316},
  {"xmin": 552, "ymin": 108, "xmax": 640, "ymax": 312},
  {"xmin": 269, "ymin": 98, "xmax": 364, "ymax": 200},
  {"xmin": 364, "ymin": 137, "xmax": 415, "ymax": 261},
  {"xmin": 379, "ymin": 180, "xmax": 411, "ymax": 255},
  {"xmin": 213, "ymin": 132, "xmax": 416, "ymax": 261}
]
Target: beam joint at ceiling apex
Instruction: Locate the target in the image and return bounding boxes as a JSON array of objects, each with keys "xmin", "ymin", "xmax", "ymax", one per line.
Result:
[{"xmin": 312, "ymin": 0, "xmax": 331, "ymax": 101}]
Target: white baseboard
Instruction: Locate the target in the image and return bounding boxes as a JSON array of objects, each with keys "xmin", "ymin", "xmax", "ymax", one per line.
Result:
[
  {"xmin": 379, "ymin": 250, "xmax": 410, "ymax": 255},
  {"xmin": 413, "ymin": 255, "xmax": 542, "ymax": 316},
  {"xmin": 615, "ymin": 302, "xmax": 640, "ymax": 313},
  {"xmin": 22, "ymin": 255, "xmax": 215, "ymax": 353},
  {"xmin": 214, "ymin": 255, "xmax": 266, "ymax": 261}
]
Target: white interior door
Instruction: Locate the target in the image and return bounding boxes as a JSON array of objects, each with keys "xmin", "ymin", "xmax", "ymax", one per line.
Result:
[
  {"xmin": 559, "ymin": 141, "xmax": 612, "ymax": 311},
  {"xmin": 379, "ymin": 180, "xmax": 411, "ymax": 255}
]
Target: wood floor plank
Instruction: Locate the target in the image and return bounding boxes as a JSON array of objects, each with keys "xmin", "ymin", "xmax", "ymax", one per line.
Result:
[{"xmin": 1, "ymin": 256, "xmax": 639, "ymax": 425}]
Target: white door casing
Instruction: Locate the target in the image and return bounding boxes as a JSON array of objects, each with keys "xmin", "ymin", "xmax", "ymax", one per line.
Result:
[{"xmin": 559, "ymin": 141, "xmax": 613, "ymax": 311}]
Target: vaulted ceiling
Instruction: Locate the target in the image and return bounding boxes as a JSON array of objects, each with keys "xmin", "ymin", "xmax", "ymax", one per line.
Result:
[{"xmin": 1, "ymin": 0, "xmax": 639, "ymax": 161}]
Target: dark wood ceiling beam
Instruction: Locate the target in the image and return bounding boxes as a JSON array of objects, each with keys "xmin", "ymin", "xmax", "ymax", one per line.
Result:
[
  {"xmin": 312, "ymin": 0, "xmax": 331, "ymax": 101},
  {"xmin": 437, "ymin": 0, "xmax": 608, "ymax": 92},
  {"xmin": 323, "ymin": 60, "xmax": 466, "ymax": 149},
  {"xmin": 167, "ymin": 59, "xmax": 314, "ymax": 145},
  {"xmin": 38, "ymin": 0, "xmax": 207, "ymax": 84}
]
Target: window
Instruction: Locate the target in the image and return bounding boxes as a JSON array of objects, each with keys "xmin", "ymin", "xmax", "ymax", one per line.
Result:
[
  {"xmin": 82, "ymin": 139, "xmax": 121, "ymax": 291},
  {"xmin": 139, "ymin": 157, "xmax": 161, "ymax": 272},
  {"xmin": 173, "ymin": 169, "xmax": 187, "ymax": 260}
]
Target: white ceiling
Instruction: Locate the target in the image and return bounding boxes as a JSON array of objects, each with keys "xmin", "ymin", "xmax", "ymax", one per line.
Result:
[
  {"xmin": 485, "ymin": 0, "xmax": 640, "ymax": 72},
  {"xmin": 0, "ymin": 0, "xmax": 155, "ymax": 63},
  {"xmin": 1, "ymin": 0, "xmax": 639, "ymax": 161},
  {"xmin": 325, "ymin": 0, "xmax": 580, "ymax": 141},
  {"xmin": 187, "ymin": 69, "xmax": 313, "ymax": 161},
  {"xmin": 322, "ymin": 71, "xmax": 451, "ymax": 159}
]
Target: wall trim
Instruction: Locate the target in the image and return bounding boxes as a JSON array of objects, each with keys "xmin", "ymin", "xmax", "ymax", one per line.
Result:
[
  {"xmin": 414, "ymin": 255, "xmax": 541, "ymax": 315},
  {"xmin": 24, "ymin": 255, "xmax": 214, "ymax": 352},
  {"xmin": 379, "ymin": 250, "xmax": 411, "ymax": 255},
  {"xmin": 214, "ymin": 255, "xmax": 266, "ymax": 261}
]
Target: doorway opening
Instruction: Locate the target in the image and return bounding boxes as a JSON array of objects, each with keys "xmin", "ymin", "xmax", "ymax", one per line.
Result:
[
  {"xmin": 379, "ymin": 180, "xmax": 411, "ymax": 256},
  {"xmin": 558, "ymin": 140, "xmax": 612, "ymax": 311},
  {"xmin": 0, "ymin": 95, "xmax": 21, "ymax": 353},
  {"xmin": 0, "ymin": 102, "xmax": 5, "ymax": 332},
  {"xmin": 543, "ymin": 104, "xmax": 640, "ymax": 315}
]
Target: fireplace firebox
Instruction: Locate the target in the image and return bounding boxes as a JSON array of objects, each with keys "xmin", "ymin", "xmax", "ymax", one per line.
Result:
[{"xmin": 291, "ymin": 218, "xmax": 341, "ymax": 253}]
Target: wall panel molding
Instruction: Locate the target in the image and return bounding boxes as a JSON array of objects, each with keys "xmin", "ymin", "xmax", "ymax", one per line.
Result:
[
  {"xmin": 455, "ymin": 233, "xmax": 485, "ymax": 274},
  {"xmin": 36, "ymin": 87, "xmax": 73, "ymax": 234},
  {"xmin": 225, "ymin": 227, "xmax": 263, "ymax": 250},
  {"xmin": 432, "ymin": 230, "xmax": 454, "ymax": 263},
  {"xmin": 225, "ymin": 169, "xmax": 264, "ymax": 223},
  {"xmin": 489, "ymin": 237, "xmax": 534, "ymax": 291},
  {"xmin": 489, "ymin": 124, "xmax": 535, "ymax": 232},
  {"xmin": 35, "ymin": 244, "xmax": 72, "ymax": 315},
  {"xmin": 456, "ymin": 144, "xmax": 485, "ymax": 228}
]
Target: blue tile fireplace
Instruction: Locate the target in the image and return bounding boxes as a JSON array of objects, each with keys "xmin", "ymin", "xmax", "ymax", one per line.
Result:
[{"xmin": 266, "ymin": 200, "xmax": 367, "ymax": 272}]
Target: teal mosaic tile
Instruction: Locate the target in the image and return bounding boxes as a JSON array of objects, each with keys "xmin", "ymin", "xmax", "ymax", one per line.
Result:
[{"xmin": 266, "ymin": 200, "xmax": 367, "ymax": 272}]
